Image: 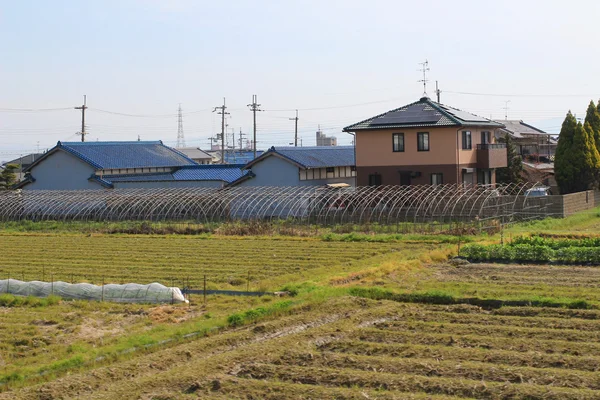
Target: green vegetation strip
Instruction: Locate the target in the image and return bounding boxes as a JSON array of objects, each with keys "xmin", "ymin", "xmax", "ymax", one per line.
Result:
[
  {"xmin": 461, "ymin": 235, "xmax": 600, "ymax": 264},
  {"xmin": 349, "ymin": 287, "xmax": 594, "ymax": 309}
]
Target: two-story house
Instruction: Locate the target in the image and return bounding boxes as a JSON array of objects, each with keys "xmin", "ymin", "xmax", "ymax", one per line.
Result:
[{"xmin": 343, "ymin": 96, "xmax": 507, "ymax": 186}]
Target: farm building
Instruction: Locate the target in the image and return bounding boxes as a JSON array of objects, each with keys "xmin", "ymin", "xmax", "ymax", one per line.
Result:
[
  {"xmin": 18, "ymin": 141, "xmax": 248, "ymax": 190},
  {"xmin": 230, "ymin": 146, "xmax": 356, "ymax": 187}
]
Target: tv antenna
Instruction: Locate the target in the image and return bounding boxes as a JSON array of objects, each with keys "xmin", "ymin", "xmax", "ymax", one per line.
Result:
[{"xmin": 418, "ymin": 60, "xmax": 430, "ymax": 97}]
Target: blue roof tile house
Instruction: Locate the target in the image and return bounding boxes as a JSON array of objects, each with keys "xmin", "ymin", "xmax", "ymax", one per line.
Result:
[
  {"xmin": 230, "ymin": 146, "xmax": 356, "ymax": 187},
  {"xmin": 19, "ymin": 141, "xmax": 247, "ymax": 190}
]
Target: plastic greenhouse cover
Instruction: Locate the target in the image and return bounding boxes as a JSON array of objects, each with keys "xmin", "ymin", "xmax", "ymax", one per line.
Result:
[{"xmin": 0, "ymin": 279, "xmax": 187, "ymax": 304}]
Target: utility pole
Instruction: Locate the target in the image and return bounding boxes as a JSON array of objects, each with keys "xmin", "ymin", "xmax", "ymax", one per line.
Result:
[
  {"xmin": 213, "ymin": 98, "xmax": 229, "ymax": 164},
  {"xmin": 238, "ymin": 128, "xmax": 246, "ymax": 151},
  {"xmin": 176, "ymin": 104, "xmax": 185, "ymax": 148},
  {"xmin": 435, "ymin": 81, "xmax": 441, "ymax": 103},
  {"xmin": 74, "ymin": 95, "xmax": 88, "ymax": 142},
  {"xmin": 247, "ymin": 95, "xmax": 262, "ymax": 159},
  {"xmin": 503, "ymin": 100, "xmax": 511, "ymax": 120},
  {"xmin": 289, "ymin": 109, "xmax": 299, "ymax": 147}
]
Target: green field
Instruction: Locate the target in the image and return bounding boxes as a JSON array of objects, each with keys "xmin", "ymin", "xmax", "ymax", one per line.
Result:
[{"xmin": 1, "ymin": 209, "xmax": 600, "ymax": 398}]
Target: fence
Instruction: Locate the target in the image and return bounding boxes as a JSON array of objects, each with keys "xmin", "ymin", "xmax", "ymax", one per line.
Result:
[{"xmin": 0, "ymin": 183, "xmax": 557, "ymax": 232}]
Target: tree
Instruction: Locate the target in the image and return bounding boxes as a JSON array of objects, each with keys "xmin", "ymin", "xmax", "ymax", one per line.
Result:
[
  {"xmin": 584, "ymin": 100, "xmax": 600, "ymax": 152},
  {"xmin": 554, "ymin": 111, "xmax": 578, "ymax": 194},
  {"xmin": 0, "ymin": 164, "xmax": 18, "ymax": 189},
  {"xmin": 569, "ymin": 122, "xmax": 600, "ymax": 192},
  {"xmin": 496, "ymin": 133, "xmax": 523, "ymax": 184}
]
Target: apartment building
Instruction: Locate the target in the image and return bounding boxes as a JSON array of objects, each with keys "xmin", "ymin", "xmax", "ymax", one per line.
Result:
[{"xmin": 343, "ymin": 96, "xmax": 507, "ymax": 186}]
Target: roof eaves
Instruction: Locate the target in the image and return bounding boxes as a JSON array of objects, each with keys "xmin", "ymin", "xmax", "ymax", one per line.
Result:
[
  {"xmin": 88, "ymin": 174, "xmax": 114, "ymax": 188},
  {"xmin": 59, "ymin": 142, "xmax": 104, "ymax": 169},
  {"xmin": 226, "ymin": 171, "xmax": 256, "ymax": 187},
  {"xmin": 243, "ymin": 148, "xmax": 306, "ymax": 170}
]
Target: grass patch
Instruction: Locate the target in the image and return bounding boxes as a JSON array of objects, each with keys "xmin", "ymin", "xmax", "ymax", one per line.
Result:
[{"xmin": 0, "ymin": 294, "xmax": 61, "ymax": 307}]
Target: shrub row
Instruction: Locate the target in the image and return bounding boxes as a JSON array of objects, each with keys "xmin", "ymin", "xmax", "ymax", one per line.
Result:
[
  {"xmin": 461, "ymin": 244, "xmax": 600, "ymax": 265},
  {"xmin": 512, "ymin": 235, "xmax": 600, "ymax": 249},
  {"xmin": 349, "ymin": 287, "xmax": 593, "ymax": 309}
]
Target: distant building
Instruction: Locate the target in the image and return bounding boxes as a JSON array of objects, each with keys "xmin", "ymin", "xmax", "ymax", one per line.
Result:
[
  {"xmin": 231, "ymin": 146, "xmax": 355, "ymax": 187},
  {"xmin": 18, "ymin": 141, "xmax": 247, "ymax": 190},
  {"xmin": 316, "ymin": 129, "xmax": 337, "ymax": 146},
  {"xmin": 175, "ymin": 147, "xmax": 213, "ymax": 164},
  {"xmin": 207, "ymin": 150, "xmax": 264, "ymax": 165},
  {"xmin": 494, "ymin": 120, "xmax": 557, "ymax": 160},
  {"xmin": 1, "ymin": 153, "xmax": 44, "ymax": 182},
  {"xmin": 343, "ymin": 96, "xmax": 507, "ymax": 186}
]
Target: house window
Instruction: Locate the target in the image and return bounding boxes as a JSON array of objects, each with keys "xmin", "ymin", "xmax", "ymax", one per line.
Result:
[
  {"xmin": 392, "ymin": 133, "xmax": 404, "ymax": 152},
  {"xmin": 481, "ymin": 131, "xmax": 491, "ymax": 145},
  {"xmin": 417, "ymin": 132, "xmax": 429, "ymax": 151},
  {"xmin": 326, "ymin": 167, "xmax": 335, "ymax": 173},
  {"xmin": 462, "ymin": 131, "xmax": 472, "ymax": 150},
  {"xmin": 431, "ymin": 173, "xmax": 443, "ymax": 185},
  {"xmin": 368, "ymin": 174, "xmax": 382, "ymax": 186},
  {"xmin": 478, "ymin": 170, "xmax": 492, "ymax": 185}
]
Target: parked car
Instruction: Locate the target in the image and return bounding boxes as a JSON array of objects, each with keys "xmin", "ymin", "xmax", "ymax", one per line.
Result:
[{"xmin": 525, "ymin": 187, "xmax": 552, "ymax": 197}]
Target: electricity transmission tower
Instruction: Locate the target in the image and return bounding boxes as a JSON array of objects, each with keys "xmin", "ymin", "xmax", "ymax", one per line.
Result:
[
  {"xmin": 290, "ymin": 109, "xmax": 299, "ymax": 147},
  {"xmin": 74, "ymin": 95, "xmax": 88, "ymax": 142},
  {"xmin": 213, "ymin": 98, "xmax": 229, "ymax": 164},
  {"xmin": 176, "ymin": 104, "xmax": 185, "ymax": 148},
  {"xmin": 247, "ymin": 95, "xmax": 262, "ymax": 158}
]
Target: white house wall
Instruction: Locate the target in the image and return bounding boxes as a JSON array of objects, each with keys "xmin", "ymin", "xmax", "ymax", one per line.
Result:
[
  {"xmin": 238, "ymin": 156, "xmax": 355, "ymax": 187},
  {"xmin": 24, "ymin": 151, "xmax": 101, "ymax": 190}
]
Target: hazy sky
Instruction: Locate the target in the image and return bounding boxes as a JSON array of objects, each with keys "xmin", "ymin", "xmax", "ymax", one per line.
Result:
[{"xmin": 1, "ymin": 0, "xmax": 599, "ymax": 160}]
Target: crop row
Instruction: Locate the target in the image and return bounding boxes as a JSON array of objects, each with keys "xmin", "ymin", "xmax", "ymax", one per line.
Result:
[
  {"xmin": 512, "ymin": 235, "xmax": 600, "ymax": 249},
  {"xmin": 461, "ymin": 243, "xmax": 600, "ymax": 264}
]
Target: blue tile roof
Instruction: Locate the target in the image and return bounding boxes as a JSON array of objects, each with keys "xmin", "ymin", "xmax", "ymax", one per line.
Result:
[
  {"xmin": 31, "ymin": 141, "xmax": 198, "ymax": 171},
  {"xmin": 246, "ymin": 146, "xmax": 355, "ymax": 169},
  {"xmin": 100, "ymin": 165, "xmax": 248, "ymax": 185},
  {"xmin": 172, "ymin": 165, "xmax": 247, "ymax": 182}
]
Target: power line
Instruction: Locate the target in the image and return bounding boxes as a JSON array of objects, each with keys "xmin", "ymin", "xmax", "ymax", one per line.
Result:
[
  {"xmin": 0, "ymin": 107, "xmax": 72, "ymax": 113},
  {"xmin": 445, "ymin": 90, "xmax": 597, "ymax": 98}
]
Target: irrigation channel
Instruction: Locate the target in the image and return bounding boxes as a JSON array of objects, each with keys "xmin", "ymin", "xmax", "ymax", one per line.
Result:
[{"xmin": 0, "ymin": 183, "xmax": 554, "ymax": 232}]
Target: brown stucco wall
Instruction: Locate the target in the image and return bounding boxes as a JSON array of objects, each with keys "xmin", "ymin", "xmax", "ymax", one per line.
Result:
[
  {"xmin": 355, "ymin": 127, "xmax": 502, "ymax": 168},
  {"xmin": 357, "ymin": 164, "xmax": 478, "ymax": 186}
]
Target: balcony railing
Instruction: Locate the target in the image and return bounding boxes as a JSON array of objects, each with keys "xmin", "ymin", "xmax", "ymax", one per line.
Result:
[
  {"xmin": 477, "ymin": 143, "xmax": 508, "ymax": 169},
  {"xmin": 477, "ymin": 143, "xmax": 507, "ymax": 150}
]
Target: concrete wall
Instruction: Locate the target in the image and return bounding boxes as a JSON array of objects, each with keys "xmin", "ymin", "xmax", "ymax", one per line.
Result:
[
  {"xmin": 239, "ymin": 156, "xmax": 355, "ymax": 187},
  {"xmin": 24, "ymin": 150, "xmax": 101, "ymax": 190}
]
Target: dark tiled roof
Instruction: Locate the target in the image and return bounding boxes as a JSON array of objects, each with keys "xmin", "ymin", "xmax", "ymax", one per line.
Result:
[
  {"xmin": 495, "ymin": 120, "xmax": 547, "ymax": 138},
  {"xmin": 245, "ymin": 146, "xmax": 355, "ymax": 170},
  {"xmin": 26, "ymin": 141, "xmax": 197, "ymax": 172},
  {"xmin": 344, "ymin": 97, "xmax": 504, "ymax": 131}
]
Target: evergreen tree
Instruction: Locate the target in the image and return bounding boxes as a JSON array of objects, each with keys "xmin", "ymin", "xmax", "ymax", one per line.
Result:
[
  {"xmin": 496, "ymin": 133, "xmax": 523, "ymax": 184},
  {"xmin": 570, "ymin": 122, "xmax": 600, "ymax": 192},
  {"xmin": 584, "ymin": 100, "xmax": 600, "ymax": 152},
  {"xmin": 554, "ymin": 111, "xmax": 578, "ymax": 194},
  {"xmin": 0, "ymin": 164, "xmax": 18, "ymax": 189}
]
